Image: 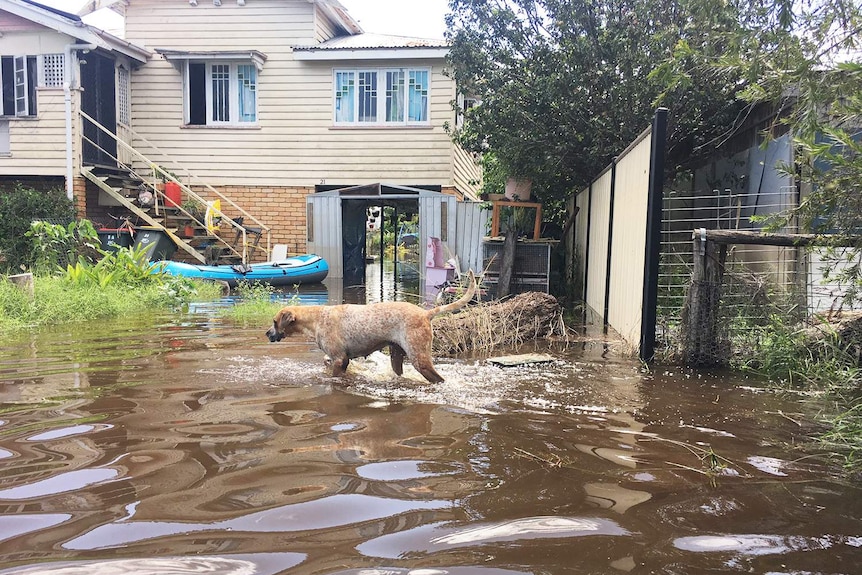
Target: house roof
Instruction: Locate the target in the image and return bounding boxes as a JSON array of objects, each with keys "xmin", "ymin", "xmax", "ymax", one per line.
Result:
[
  {"xmin": 293, "ymin": 33, "xmax": 449, "ymax": 61},
  {"xmin": 1, "ymin": 0, "xmax": 149, "ymax": 63},
  {"xmin": 315, "ymin": 0, "xmax": 362, "ymax": 36}
]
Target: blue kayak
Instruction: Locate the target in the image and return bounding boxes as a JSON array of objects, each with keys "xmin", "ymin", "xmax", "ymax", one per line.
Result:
[{"xmin": 158, "ymin": 254, "xmax": 328, "ymax": 287}]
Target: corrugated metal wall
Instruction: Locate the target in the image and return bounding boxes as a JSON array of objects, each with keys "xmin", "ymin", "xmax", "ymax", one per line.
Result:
[
  {"xmin": 306, "ymin": 194, "xmax": 343, "ymax": 278},
  {"xmin": 585, "ymin": 169, "xmax": 613, "ymax": 317},
  {"xmin": 454, "ymin": 201, "xmax": 489, "ymax": 274},
  {"xmin": 607, "ymin": 134, "xmax": 652, "ymax": 343}
]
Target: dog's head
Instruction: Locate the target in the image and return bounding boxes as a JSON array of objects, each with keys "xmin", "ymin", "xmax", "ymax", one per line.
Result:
[{"xmin": 266, "ymin": 307, "xmax": 298, "ymax": 342}]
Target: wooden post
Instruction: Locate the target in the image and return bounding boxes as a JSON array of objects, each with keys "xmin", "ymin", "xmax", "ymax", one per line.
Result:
[
  {"xmin": 497, "ymin": 231, "xmax": 517, "ymax": 298},
  {"xmin": 8, "ymin": 273, "xmax": 35, "ymax": 299},
  {"xmin": 684, "ymin": 229, "xmax": 727, "ymax": 366}
]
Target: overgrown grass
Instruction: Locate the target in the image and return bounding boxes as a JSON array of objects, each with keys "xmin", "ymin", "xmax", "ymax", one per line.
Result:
[
  {"xmin": 738, "ymin": 314, "xmax": 862, "ymax": 475},
  {"xmin": 0, "ymin": 274, "xmax": 223, "ymax": 331},
  {"xmin": 820, "ymin": 400, "xmax": 862, "ymax": 475},
  {"xmin": 219, "ymin": 281, "xmax": 299, "ymax": 326},
  {"xmin": 0, "ymin": 219, "xmax": 225, "ymax": 331}
]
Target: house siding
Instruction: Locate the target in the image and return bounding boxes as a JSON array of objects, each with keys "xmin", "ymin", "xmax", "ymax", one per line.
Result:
[
  {"xmin": 124, "ymin": 0, "xmax": 459, "ymax": 190},
  {"xmin": 0, "ymin": 26, "xmax": 79, "ymax": 177},
  {"xmin": 0, "ymin": 10, "xmax": 41, "ymax": 31},
  {"xmin": 453, "ymin": 143, "xmax": 481, "ymax": 198},
  {"xmin": 313, "ymin": 4, "xmax": 340, "ymax": 42}
]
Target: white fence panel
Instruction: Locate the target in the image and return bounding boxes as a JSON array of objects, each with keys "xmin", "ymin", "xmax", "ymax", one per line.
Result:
[{"xmin": 607, "ymin": 133, "xmax": 652, "ymax": 343}]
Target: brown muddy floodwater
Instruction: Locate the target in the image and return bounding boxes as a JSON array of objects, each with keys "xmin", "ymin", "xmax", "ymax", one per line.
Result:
[{"xmin": 0, "ymin": 288, "xmax": 860, "ymax": 574}]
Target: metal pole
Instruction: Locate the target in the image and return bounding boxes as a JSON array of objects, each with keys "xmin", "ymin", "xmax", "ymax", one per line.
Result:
[{"xmin": 639, "ymin": 107, "xmax": 668, "ymax": 362}]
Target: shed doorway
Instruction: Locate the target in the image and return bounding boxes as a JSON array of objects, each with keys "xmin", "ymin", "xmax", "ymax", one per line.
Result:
[
  {"xmin": 307, "ymin": 184, "xmax": 455, "ymax": 302},
  {"xmin": 340, "ymin": 198, "xmax": 420, "ymax": 299}
]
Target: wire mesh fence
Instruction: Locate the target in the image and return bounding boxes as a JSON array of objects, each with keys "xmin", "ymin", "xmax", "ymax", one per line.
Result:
[{"xmin": 656, "ymin": 186, "xmax": 817, "ymax": 364}]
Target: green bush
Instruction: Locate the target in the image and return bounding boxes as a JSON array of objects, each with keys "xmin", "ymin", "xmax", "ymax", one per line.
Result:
[
  {"xmin": 27, "ymin": 219, "xmax": 101, "ymax": 274},
  {"xmin": 0, "ymin": 183, "xmax": 74, "ymax": 273}
]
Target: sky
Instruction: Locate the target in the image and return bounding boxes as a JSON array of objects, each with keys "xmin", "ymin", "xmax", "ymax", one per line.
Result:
[
  {"xmin": 38, "ymin": 0, "xmax": 450, "ymax": 40},
  {"xmin": 338, "ymin": 0, "xmax": 449, "ymax": 39}
]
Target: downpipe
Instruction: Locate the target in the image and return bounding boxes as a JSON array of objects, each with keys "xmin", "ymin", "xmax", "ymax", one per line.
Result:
[{"xmin": 64, "ymin": 43, "xmax": 98, "ymax": 202}]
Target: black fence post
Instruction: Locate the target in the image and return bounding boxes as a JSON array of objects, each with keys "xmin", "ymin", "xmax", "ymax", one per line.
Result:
[
  {"xmin": 602, "ymin": 160, "xmax": 617, "ymax": 332},
  {"xmin": 639, "ymin": 107, "xmax": 668, "ymax": 362}
]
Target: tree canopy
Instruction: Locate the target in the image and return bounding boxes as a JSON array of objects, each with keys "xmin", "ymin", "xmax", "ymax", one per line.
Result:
[
  {"xmin": 445, "ymin": 0, "xmax": 749, "ymax": 210},
  {"xmin": 445, "ymin": 0, "xmax": 862, "ymax": 228}
]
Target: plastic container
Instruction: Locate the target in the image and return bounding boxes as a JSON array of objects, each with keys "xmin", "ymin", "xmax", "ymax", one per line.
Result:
[
  {"xmin": 132, "ymin": 226, "xmax": 177, "ymax": 261},
  {"xmin": 164, "ymin": 181, "xmax": 182, "ymax": 207},
  {"xmin": 97, "ymin": 228, "xmax": 134, "ymax": 253}
]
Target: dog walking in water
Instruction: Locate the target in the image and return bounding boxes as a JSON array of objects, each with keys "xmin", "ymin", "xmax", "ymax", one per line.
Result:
[{"xmin": 266, "ymin": 271, "xmax": 477, "ymax": 383}]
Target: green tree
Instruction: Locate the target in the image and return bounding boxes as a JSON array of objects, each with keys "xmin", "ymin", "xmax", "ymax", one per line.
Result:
[
  {"xmin": 445, "ymin": 0, "xmax": 750, "ymax": 216},
  {"xmin": 655, "ymin": 0, "xmax": 862, "ymax": 299}
]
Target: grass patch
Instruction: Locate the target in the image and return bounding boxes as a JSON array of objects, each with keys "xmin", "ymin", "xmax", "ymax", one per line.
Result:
[
  {"xmin": 0, "ymin": 274, "xmax": 222, "ymax": 331},
  {"xmin": 219, "ymin": 281, "xmax": 299, "ymax": 326}
]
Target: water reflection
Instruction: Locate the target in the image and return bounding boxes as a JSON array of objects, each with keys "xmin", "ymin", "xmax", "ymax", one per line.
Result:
[{"xmin": 0, "ymin": 307, "xmax": 860, "ymax": 573}]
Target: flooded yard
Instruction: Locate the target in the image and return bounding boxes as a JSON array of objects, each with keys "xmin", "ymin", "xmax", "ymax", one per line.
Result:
[{"xmin": 0, "ymin": 280, "xmax": 860, "ymax": 574}]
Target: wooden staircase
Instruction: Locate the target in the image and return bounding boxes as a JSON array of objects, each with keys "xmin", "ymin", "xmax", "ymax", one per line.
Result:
[
  {"xmin": 83, "ymin": 166, "xmax": 207, "ymax": 264},
  {"xmin": 79, "ymin": 110, "xmax": 271, "ymax": 265}
]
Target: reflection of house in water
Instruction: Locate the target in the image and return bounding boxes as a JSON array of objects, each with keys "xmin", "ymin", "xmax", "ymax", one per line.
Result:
[{"xmin": 64, "ymin": 387, "xmax": 483, "ymax": 524}]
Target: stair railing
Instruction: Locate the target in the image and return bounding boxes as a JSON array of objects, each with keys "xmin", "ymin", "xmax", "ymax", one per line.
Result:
[{"xmin": 80, "ymin": 111, "xmax": 271, "ymax": 264}]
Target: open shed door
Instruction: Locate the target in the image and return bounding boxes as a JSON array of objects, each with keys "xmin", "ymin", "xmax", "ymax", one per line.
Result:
[
  {"xmin": 419, "ymin": 194, "xmax": 457, "ymax": 274},
  {"xmin": 306, "ymin": 194, "xmax": 343, "ymax": 279}
]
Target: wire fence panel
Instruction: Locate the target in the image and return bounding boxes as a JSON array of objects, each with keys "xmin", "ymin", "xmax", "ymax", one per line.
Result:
[{"xmin": 657, "ymin": 186, "xmax": 814, "ymax": 363}]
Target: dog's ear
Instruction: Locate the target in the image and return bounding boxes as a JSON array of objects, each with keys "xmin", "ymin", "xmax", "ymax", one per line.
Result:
[{"xmin": 276, "ymin": 309, "xmax": 296, "ymax": 331}]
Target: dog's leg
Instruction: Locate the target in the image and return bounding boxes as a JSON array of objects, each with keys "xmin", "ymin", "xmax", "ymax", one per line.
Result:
[
  {"xmin": 389, "ymin": 344, "xmax": 406, "ymax": 376},
  {"xmin": 412, "ymin": 354, "xmax": 444, "ymax": 384},
  {"xmin": 330, "ymin": 355, "xmax": 350, "ymax": 376}
]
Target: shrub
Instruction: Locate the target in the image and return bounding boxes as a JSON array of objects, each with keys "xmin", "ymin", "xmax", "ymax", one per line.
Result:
[{"xmin": 0, "ymin": 183, "xmax": 74, "ymax": 273}]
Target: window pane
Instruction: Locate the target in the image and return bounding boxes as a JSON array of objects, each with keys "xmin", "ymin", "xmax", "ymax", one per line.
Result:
[
  {"xmin": 407, "ymin": 70, "xmax": 429, "ymax": 122},
  {"xmin": 237, "ymin": 64, "xmax": 256, "ymax": 122},
  {"xmin": 26, "ymin": 56, "xmax": 37, "ymax": 116},
  {"xmin": 358, "ymin": 71, "xmax": 377, "ymax": 122},
  {"xmin": 335, "ymin": 71, "xmax": 355, "ymax": 122},
  {"xmin": 385, "ymin": 70, "xmax": 404, "ymax": 122},
  {"xmin": 211, "ymin": 64, "xmax": 230, "ymax": 122},
  {"xmin": 188, "ymin": 62, "xmax": 207, "ymax": 125},
  {"xmin": 14, "ymin": 56, "xmax": 27, "ymax": 116},
  {"xmin": 2, "ymin": 57, "xmax": 14, "ymax": 115}
]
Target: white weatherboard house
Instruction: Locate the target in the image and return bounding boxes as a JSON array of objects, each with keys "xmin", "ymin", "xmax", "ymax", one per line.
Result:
[{"xmin": 0, "ymin": 0, "xmax": 484, "ymax": 278}]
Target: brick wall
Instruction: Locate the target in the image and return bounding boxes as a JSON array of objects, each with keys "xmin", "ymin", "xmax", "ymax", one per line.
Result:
[{"xmin": 197, "ymin": 185, "xmax": 314, "ymax": 260}]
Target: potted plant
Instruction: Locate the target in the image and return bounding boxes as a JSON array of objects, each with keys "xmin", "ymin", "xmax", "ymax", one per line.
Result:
[
  {"xmin": 179, "ymin": 199, "xmax": 204, "ymax": 238},
  {"xmin": 504, "ymin": 176, "xmax": 533, "ymax": 202}
]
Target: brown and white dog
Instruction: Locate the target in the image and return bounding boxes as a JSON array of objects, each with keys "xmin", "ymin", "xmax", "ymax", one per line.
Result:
[{"xmin": 266, "ymin": 271, "xmax": 476, "ymax": 383}]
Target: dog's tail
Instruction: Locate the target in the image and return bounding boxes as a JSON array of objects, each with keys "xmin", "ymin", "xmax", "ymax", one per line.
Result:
[{"xmin": 426, "ymin": 270, "xmax": 477, "ymax": 318}]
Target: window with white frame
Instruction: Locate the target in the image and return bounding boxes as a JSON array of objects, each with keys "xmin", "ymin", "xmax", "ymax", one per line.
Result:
[
  {"xmin": 334, "ymin": 67, "xmax": 430, "ymax": 126},
  {"xmin": 1, "ymin": 55, "xmax": 38, "ymax": 117},
  {"xmin": 186, "ymin": 60, "xmax": 257, "ymax": 126},
  {"xmin": 455, "ymin": 93, "xmax": 478, "ymax": 128}
]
